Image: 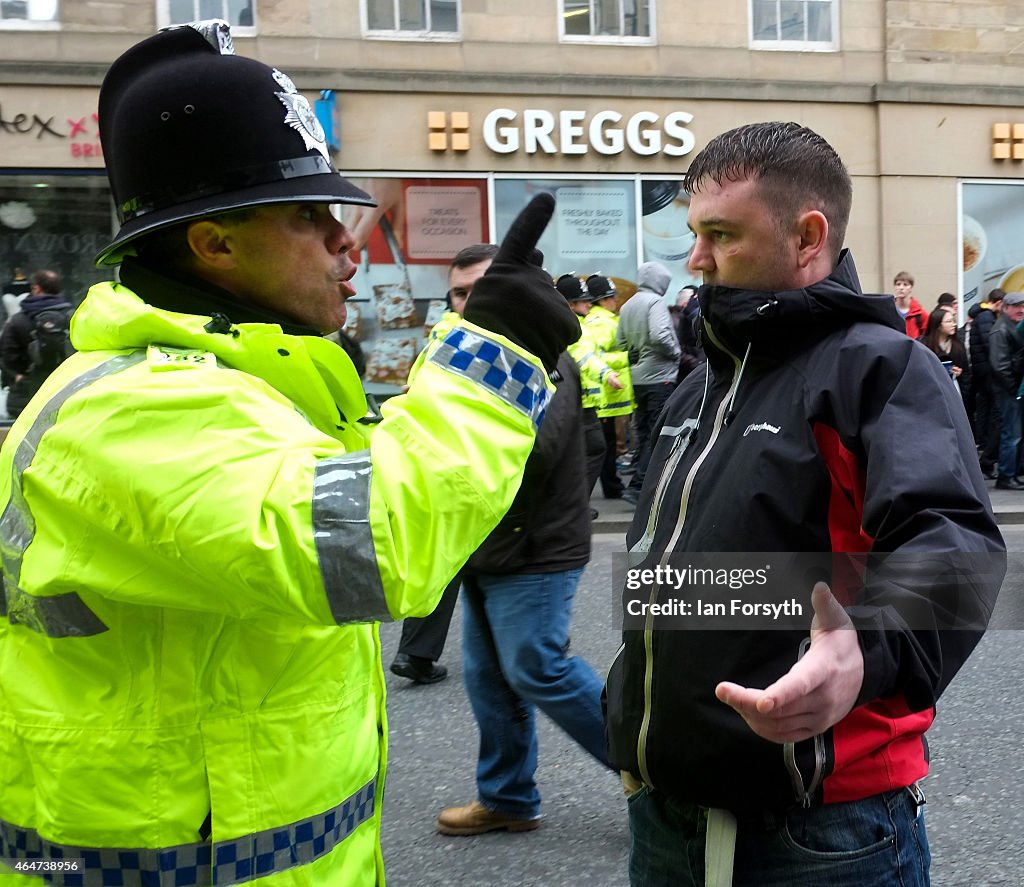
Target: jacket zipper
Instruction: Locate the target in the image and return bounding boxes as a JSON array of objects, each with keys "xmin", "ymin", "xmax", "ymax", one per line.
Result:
[
  {"xmin": 630, "ymin": 421, "xmax": 697, "ymax": 557},
  {"xmin": 783, "ymin": 636, "xmax": 827, "ymax": 807},
  {"xmin": 634, "ymin": 326, "xmax": 743, "ymax": 787}
]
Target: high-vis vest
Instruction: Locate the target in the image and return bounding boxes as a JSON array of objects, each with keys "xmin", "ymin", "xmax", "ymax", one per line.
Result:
[
  {"xmin": 567, "ymin": 318, "xmax": 608, "ymax": 411},
  {"xmin": 583, "ymin": 305, "xmax": 634, "ymax": 418},
  {"xmin": 0, "ymin": 281, "xmax": 550, "ymax": 886}
]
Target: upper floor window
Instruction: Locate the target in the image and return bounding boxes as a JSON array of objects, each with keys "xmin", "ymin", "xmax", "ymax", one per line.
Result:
[
  {"xmin": 750, "ymin": 0, "xmax": 837, "ymax": 51},
  {"xmin": 159, "ymin": 0, "xmax": 256, "ymax": 35},
  {"xmin": 364, "ymin": 0, "xmax": 459, "ymax": 38},
  {"xmin": 0, "ymin": 0, "xmax": 59, "ymax": 27},
  {"xmin": 561, "ymin": 0, "xmax": 653, "ymax": 42}
]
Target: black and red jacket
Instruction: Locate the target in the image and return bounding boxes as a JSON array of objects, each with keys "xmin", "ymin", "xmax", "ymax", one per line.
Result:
[{"xmin": 604, "ymin": 251, "xmax": 1004, "ymax": 813}]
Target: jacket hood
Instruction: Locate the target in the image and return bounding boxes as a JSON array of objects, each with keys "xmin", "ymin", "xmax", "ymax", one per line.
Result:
[
  {"xmin": 636, "ymin": 261, "xmax": 672, "ymax": 296},
  {"xmin": 698, "ymin": 250, "xmax": 904, "ymax": 359},
  {"xmin": 21, "ymin": 294, "xmax": 72, "ymax": 318}
]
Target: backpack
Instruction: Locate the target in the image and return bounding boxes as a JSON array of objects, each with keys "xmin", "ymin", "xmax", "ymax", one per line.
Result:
[{"xmin": 27, "ymin": 306, "xmax": 74, "ymax": 377}]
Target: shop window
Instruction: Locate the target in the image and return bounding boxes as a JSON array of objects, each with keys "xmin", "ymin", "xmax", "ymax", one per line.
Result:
[
  {"xmin": 158, "ymin": 0, "xmax": 256, "ymax": 34},
  {"xmin": 0, "ymin": 173, "xmax": 113, "ymax": 310},
  {"xmin": 363, "ymin": 0, "xmax": 459, "ymax": 37},
  {"xmin": 494, "ymin": 177, "xmax": 639, "ymax": 296},
  {"xmin": 561, "ymin": 0, "xmax": 653, "ymax": 42},
  {"xmin": 750, "ymin": 0, "xmax": 837, "ymax": 51},
  {"xmin": 0, "ymin": 0, "xmax": 58, "ymax": 27},
  {"xmin": 960, "ymin": 180, "xmax": 1024, "ymax": 313},
  {"xmin": 338, "ymin": 176, "xmax": 486, "ymax": 388}
]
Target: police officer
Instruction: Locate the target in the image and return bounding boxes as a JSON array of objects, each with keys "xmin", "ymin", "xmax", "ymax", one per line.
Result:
[{"xmin": 0, "ymin": 21, "xmax": 578, "ymax": 886}]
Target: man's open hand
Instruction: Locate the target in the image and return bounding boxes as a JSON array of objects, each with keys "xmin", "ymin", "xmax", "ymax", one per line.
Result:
[{"xmin": 714, "ymin": 582, "xmax": 864, "ymax": 743}]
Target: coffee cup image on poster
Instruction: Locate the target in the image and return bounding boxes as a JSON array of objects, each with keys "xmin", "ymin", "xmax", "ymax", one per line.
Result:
[{"xmin": 961, "ymin": 181, "xmax": 1024, "ymax": 312}]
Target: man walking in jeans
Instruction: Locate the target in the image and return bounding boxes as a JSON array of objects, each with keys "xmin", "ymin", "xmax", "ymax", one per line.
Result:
[
  {"xmin": 616, "ymin": 261, "xmax": 679, "ymax": 503},
  {"xmin": 437, "ymin": 347, "xmax": 612, "ymax": 835}
]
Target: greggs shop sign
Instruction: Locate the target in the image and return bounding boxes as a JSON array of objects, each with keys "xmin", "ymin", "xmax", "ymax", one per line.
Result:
[
  {"xmin": 485, "ymin": 108, "xmax": 695, "ymax": 156},
  {"xmin": 430, "ymin": 107, "xmax": 696, "ymax": 157}
]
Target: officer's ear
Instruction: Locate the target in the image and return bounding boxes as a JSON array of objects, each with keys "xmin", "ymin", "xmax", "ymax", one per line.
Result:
[{"xmin": 186, "ymin": 218, "xmax": 237, "ymax": 271}]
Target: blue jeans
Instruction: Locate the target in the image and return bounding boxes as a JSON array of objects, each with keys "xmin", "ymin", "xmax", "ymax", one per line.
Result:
[
  {"xmin": 461, "ymin": 568, "xmax": 611, "ymax": 818},
  {"xmin": 628, "ymin": 785, "xmax": 930, "ymax": 886},
  {"xmin": 996, "ymin": 387, "xmax": 1022, "ymax": 480}
]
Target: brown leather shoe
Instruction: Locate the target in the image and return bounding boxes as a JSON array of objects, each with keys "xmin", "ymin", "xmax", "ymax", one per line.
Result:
[{"xmin": 436, "ymin": 800, "xmax": 540, "ymax": 836}]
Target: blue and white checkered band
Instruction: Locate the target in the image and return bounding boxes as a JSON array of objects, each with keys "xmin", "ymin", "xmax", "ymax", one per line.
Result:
[
  {"xmin": 0, "ymin": 777, "xmax": 376, "ymax": 885},
  {"xmin": 429, "ymin": 328, "xmax": 549, "ymax": 428}
]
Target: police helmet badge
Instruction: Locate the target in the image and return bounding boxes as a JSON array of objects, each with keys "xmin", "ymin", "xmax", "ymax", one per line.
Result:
[{"xmin": 271, "ymin": 69, "xmax": 331, "ymax": 163}]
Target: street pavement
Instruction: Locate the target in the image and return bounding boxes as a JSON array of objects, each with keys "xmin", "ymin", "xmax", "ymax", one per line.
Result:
[{"xmin": 378, "ymin": 480, "xmax": 1024, "ymax": 887}]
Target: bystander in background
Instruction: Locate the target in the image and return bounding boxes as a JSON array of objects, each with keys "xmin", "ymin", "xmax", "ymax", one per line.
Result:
[
  {"xmin": 615, "ymin": 261, "xmax": 679, "ymax": 504},
  {"xmin": 893, "ymin": 270, "xmax": 927, "ymax": 339},
  {"xmin": 0, "ymin": 269, "xmax": 74, "ymax": 420}
]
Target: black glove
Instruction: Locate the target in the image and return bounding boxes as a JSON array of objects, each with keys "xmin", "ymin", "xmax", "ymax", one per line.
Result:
[{"xmin": 464, "ymin": 193, "xmax": 581, "ymax": 372}]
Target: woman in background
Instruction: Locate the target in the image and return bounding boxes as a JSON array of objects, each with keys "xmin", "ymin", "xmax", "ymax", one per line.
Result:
[{"xmin": 923, "ymin": 305, "xmax": 970, "ymax": 407}]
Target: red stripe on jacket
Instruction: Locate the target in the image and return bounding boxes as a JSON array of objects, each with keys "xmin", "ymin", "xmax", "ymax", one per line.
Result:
[{"xmin": 812, "ymin": 423, "xmax": 933, "ymax": 804}]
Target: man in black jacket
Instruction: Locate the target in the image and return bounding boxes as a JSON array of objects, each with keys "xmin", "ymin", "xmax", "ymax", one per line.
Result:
[
  {"xmin": 0, "ymin": 269, "xmax": 73, "ymax": 419},
  {"xmin": 988, "ymin": 291, "xmax": 1024, "ymax": 489},
  {"xmin": 437, "ymin": 349, "xmax": 612, "ymax": 836},
  {"xmin": 605, "ymin": 122, "xmax": 1004, "ymax": 886},
  {"xmin": 969, "ymin": 289, "xmax": 1003, "ymax": 476}
]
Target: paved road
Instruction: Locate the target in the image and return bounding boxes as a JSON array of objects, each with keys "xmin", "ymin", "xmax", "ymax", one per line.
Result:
[{"xmin": 378, "ymin": 528, "xmax": 1024, "ymax": 887}]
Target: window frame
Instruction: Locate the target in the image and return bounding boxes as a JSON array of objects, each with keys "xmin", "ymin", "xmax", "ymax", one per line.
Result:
[
  {"xmin": 559, "ymin": 0, "xmax": 656, "ymax": 45},
  {"xmin": 0, "ymin": 0, "xmax": 60, "ymax": 30},
  {"xmin": 361, "ymin": 0, "xmax": 461, "ymax": 41},
  {"xmin": 748, "ymin": 0, "xmax": 838, "ymax": 52},
  {"xmin": 156, "ymin": 0, "xmax": 258, "ymax": 38}
]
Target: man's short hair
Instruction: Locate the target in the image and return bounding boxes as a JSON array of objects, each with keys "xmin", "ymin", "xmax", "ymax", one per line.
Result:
[
  {"xmin": 450, "ymin": 243, "xmax": 499, "ymax": 272},
  {"xmin": 30, "ymin": 269, "xmax": 61, "ymax": 295},
  {"xmin": 987, "ymin": 288, "xmax": 1005, "ymax": 304},
  {"xmin": 682, "ymin": 121, "xmax": 853, "ymax": 263},
  {"xmin": 893, "ymin": 271, "xmax": 914, "ymax": 286}
]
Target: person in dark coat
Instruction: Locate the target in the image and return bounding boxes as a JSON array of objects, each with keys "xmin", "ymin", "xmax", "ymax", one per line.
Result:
[
  {"xmin": 436, "ymin": 350, "xmax": 612, "ymax": 837},
  {"xmin": 969, "ymin": 289, "xmax": 1003, "ymax": 476},
  {"xmin": 988, "ymin": 291, "xmax": 1024, "ymax": 489},
  {"xmin": 0, "ymin": 269, "xmax": 73, "ymax": 419}
]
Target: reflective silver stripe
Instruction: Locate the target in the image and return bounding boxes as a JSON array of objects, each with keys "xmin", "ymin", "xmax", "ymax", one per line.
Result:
[
  {"xmin": 429, "ymin": 327, "xmax": 549, "ymax": 428},
  {"xmin": 602, "ymin": 398, "xmax": 633, "ymax": 411},
  {"xmin": 0, "ymin": 353, "xmax": 146, "ymax": 636},
  {"xmin": 312, "ymin": 452, "xmax": 390, "ymax": 623},
  {"xmin": 0, "ymin": 776, "xmax": 376, "ymax": 886}
]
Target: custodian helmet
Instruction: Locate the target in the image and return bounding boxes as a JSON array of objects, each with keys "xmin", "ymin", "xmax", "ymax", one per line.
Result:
[{"xmin": 95, "ymin": 20, "xmax": 375, "ymax": 266}]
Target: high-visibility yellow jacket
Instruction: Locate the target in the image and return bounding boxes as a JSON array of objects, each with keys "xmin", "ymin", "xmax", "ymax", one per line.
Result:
[
  {"xmin": 428, "ymin": 310, "xmax": 462, "ymax": 344},
  {"xmin": 583, "ymin": 305, "xmax": 633, "ymax": 418},
  {"xmin": 0, "ymin": 279, "xmax": 550, "ymax": 885},
  {"xmin": 567, "ymin": 318, "xmax": 609, "ymax": 411}
]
